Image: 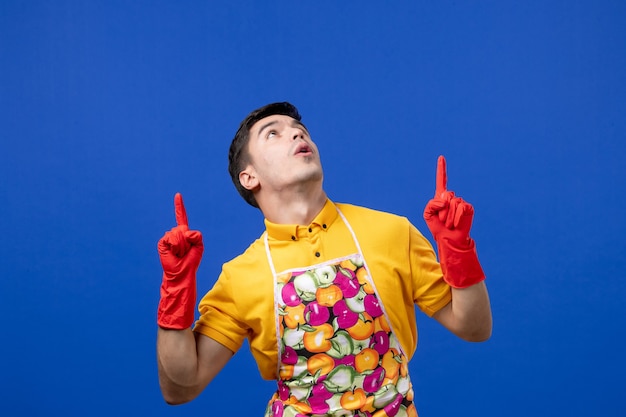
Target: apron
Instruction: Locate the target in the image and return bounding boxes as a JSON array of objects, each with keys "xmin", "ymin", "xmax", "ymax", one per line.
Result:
[{"xmin": 263, "ymin": 208, "xmax": 419, "ymax": 417}]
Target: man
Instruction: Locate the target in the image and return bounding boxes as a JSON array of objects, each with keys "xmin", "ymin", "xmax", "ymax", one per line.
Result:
[{"xmin": 156, "ymin": 102, "xmax": 492, "ymax": 416}]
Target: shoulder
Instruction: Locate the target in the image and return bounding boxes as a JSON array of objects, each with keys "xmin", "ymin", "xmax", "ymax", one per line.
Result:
[
  {"xmin": 215, "ymin": 233, "xmax": 274, "ymax": 308},
  {"xmin": 335, "ymin": 202, "xmax": 412, "ymax": 233},
  {"xmin": 222, "ymin": 234, "xmax": 267, "ymax": 273}
]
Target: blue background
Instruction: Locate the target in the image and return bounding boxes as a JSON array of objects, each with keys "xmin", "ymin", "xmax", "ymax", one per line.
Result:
[{"xmin": 1, "ymin": 1, "xmax": 625, "ymax": 416}]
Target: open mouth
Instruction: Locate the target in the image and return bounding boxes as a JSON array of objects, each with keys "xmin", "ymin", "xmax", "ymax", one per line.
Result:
[{"xmin": 294, "ymin": 142, "xmax": 312, "ymax": 155}]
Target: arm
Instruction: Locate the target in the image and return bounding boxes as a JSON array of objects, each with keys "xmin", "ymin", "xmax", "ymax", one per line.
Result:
[
  {"xmin": 156, "ymin": 193, "xmax": 233, "ymax": 404},
  {"xmin": 423, "ymin": 156, "xmax": 492, "ymax": 341},
  {"xmin": 157, "ymin": 329, "xmax": 233, "ymax": 404},
  {"xmin": 432, "ymin": 282, "xmax": 492, "ymax": 342}
]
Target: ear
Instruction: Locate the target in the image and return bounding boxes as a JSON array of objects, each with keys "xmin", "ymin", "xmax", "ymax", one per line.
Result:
[{"xmin": 239, "ymin": 166, "xmax": 259, "ymax": 191}]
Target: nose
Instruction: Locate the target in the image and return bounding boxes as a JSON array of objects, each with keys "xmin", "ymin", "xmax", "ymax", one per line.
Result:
[{"xmin": 291, "ymin": 127, "xmax": 304, "ymax": 140}]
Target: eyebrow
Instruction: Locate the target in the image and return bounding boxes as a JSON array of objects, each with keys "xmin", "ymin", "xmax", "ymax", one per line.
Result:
[{"xmin": 257, "ymin": 120, "xmax": 279, "ymax": 138}]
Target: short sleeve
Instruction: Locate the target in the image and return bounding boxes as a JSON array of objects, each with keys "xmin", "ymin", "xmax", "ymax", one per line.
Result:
[
  {"xmin": 193, "ymin": 270, "xmax": 249, "ymax": 353},
  {"xmin": 409, "ymin": 224, "xmax": 451, "ymax": 316}
]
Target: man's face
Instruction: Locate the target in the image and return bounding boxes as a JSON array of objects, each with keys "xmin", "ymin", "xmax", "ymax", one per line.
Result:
[{"xmin": 241, "ymin": 114, "xmax": 323, "ymax": 195}]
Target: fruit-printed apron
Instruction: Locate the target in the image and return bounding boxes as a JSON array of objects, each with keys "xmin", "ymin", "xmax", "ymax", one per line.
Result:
[{"xmin": 264, "ymin": 207, "xmax": 419, "ymax": 417}]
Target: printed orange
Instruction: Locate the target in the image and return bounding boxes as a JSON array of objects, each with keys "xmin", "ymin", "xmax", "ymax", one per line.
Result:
[
  {"xmin": 381, "ymin": 348, "xmax": 402, "ymax": 380},
  {"xmin": 303, "ymin": 323, "xmax": 333, "ymax": 353},
  {"xmin": 356, "ymin": 267, "xmax": 375, "ymax": 294},
  {"xmin": 340, "ymin": 388, "xmax": 367, "ymax": 410},
  {"xmin": 355, "ymin": 348, "xmax": 380, "ymax": 373},
  {"xmin": 340, "ymin": 259, "xmax": 358, "ymax": 271},
  {"xmin": 347, "ymin": 312, "xmax": 375, "ymax": 340},
  {"xmin": 277, "ymin": 272, "xmax": 292, "ymax": 283},
  {"xmin": 307, "ymin": 353, "xmax": 335, "ymax": 376},
  {"xmin": 279, "ymin": 364, "xmax": 294, "ymax": 380},
  {"xmin": 283, "ymin": 304, "xmax": 306, "ymax": 329},
  {"xmin": 360, "ymin": 394, "xmax": 376, "ymax": 413},
  {"xmin": 316, "ymin": 284, "xmax": 343, "ymax": 307},
  {"xmin": 374, "ymin": 315, "xmax": 391, "ymax": 333}
]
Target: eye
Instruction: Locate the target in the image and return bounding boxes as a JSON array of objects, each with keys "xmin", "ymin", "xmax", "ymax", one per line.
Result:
[{"xmin": 267, "ymin": 130, "xmax": 277, "ymax": 139}]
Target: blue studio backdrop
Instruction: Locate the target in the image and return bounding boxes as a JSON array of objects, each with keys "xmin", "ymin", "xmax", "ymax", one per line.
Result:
[{"xmin": 1, "ymin": 1, "xmax": 625, "ymax": 416}]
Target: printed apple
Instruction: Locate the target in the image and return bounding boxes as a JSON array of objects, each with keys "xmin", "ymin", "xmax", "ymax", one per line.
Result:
[
  {"xmin": 303, "ymin": 323, "xmax": 334, "ymax": 353},
  {"xmin": 337, "ymin": 265, "xmax": 356, "ymax": 278},
  {"xmin": 323, "ymin": 365, "xmax": 357, "ymax": 392},
  {"xmin": 271, "ymin": 400, "xmax": 284, "ymax": 417},
  {"xmin": 334, "ymin": 354, "xmax": 356, "ymax": 368},
  {"xmin": 356, "ymin": 267, "xmax": 375, "ymax": 294},
  {"xmin": 308, "ymin": 393, "xmax": 330, "ymax": 414},
  {"xmin": 334, "ymin": 268, "xmax": 360, "ymax": 298},
  {"xmin": 383, "ymin": 393, "xmax": 404, "ymax": 417},
  {"xmin": 315, "ymin": 284, "xmax": 343, "ymax": 307},
  {"xmin": 351, "ymin": 255, "xmax": 364, "ymax": 267},
  {"xmin": 292, "ymin": 356, "xmax": 310, "ymax": 381},
  {"xmin": 311, "ymin": 375, "xmax": 333, "ymax": 399},
  {"xmin": 370, "ymin": 330, "xmax": 390, "ymax": 356},
  {"xmin": 362, "ymin": 366, "xmax": 385, "ymax": 393},
  {"xmin": 304, "ymin": 301, "xmax": 330, "ymax": 326},
  {"xmin": 355, "ymin": 347, "xmax": 380, "ymax": 373},
  {"xmin": 307, "ymin": 353, "xmax": 335, "ymax": 376},
  {"xmin": 327, "ymin": 330, "xmax": 354, "ymax": 359},
  {"xmin": 314, "ymin": 265, "xmax": 336, "ymax": 287},
  {"xmin": 281, "ymin": 346, "xmax": 298, "ymax": 365},
  {"xmin": 283, "ymin": 327, "xmax": 305, "ymax": 350},
  {"xmin": 347, "ymin": 312, "xmax": 374, "ymax": 340},
  {"xmin": 283, "ymin": 304, "xmax": 306, "ymax": 329},
  {"xmin": 351, "ymin": 337, "xmax": 371, "ymax": 354},
  {"xmin": 288, "ymin": 379, "xmax": 311, "ymax": 402},
  {"xmin": 293, "ymin": 271, "xmax": 320, "ymax": 301},
  {"xmin": 381, "ymin": 348, "xmax": 402, "ymax": 381},
  {"xmin": 396, "ymin": 375, "xmax": 411, "ymax": 397},
  {"xmin": 372, "ymin": 384, "xmax": 399, "ymax": 409},
  {"xmin": 340, "ymin": 387, "xmax": 367, "ymax": 410},
  {"xmin": 363, "ymin": 294, "xmax": 384, "ymax": 317},
  {"xmin": 345, "ymin": 288, "xmax": 367, "ymax": 314},
  {"xmin": 280, "ymin": 281, "xmax": 302, "ymax": 307},
  {"xmin": 333, "ymin": 299, "xmax": 359, "ymax": 328}
]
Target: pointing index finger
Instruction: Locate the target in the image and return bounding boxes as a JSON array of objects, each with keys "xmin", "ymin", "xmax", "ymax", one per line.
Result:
[
  {"xmin": 435, "ymin": 155, "xmax": 447, "ymax": 197},
  {"xmin": 174, "ymin": 193, "xmax": 189, "ymax": 227}
]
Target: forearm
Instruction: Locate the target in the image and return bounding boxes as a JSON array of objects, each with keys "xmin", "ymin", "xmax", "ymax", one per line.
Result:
[
  {"xmin": 452, "ymin": 282, "xmax": 492, "ymax": 341},
  {"xmin": 435, "ymin": 281, "xmax": 492, "ymax": 342},
  {"xmin": 157, "ymin": 327, "xmax": 234, "ymax": 405},
  {"xmin": 157, "ymin": 328, "xmax": 203, "ymax": 404}
]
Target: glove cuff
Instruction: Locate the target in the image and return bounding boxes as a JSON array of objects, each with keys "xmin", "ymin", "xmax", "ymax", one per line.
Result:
[
  {"xmin": 437, "ymin": 238, "xmax": 486, "ymax": 289},
  {"xmin": 157, "ymin": 273, "xmax": 197, "ymax": 329}
]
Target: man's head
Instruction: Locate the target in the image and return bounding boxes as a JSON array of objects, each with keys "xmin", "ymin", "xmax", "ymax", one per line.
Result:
[{"xmin": 228, "ymin": 102, "xmax": 306, "ymax": 208}]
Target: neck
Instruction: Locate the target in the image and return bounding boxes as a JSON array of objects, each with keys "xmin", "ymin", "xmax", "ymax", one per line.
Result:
[{"xmin": 259, "ymin": 187, "xmax": 328, "ymax": 225}]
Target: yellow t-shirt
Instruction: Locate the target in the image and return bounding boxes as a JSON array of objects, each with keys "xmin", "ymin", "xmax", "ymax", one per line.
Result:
[{"xmin": 193, "ymin": 199, "xmax": 451, "ymax": 380}]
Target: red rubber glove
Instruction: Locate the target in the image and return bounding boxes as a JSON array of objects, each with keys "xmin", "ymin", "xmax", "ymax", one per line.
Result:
[
  {"xmin": 423, "ymin": 156, "xmax": 485, "ymax": 288},
  {"xmin": 157, "ymin": 193, "xmax": 204, "ymax": 329}
]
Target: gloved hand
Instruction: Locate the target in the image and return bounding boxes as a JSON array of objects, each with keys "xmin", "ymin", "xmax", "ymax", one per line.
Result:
[
  {"xmin": 423, "ymin": 156, "xmax": 485, "ymax": 288},
  {"xmin": 157, "ymin": 193, "xmax": 204, "ymax": 329}
]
